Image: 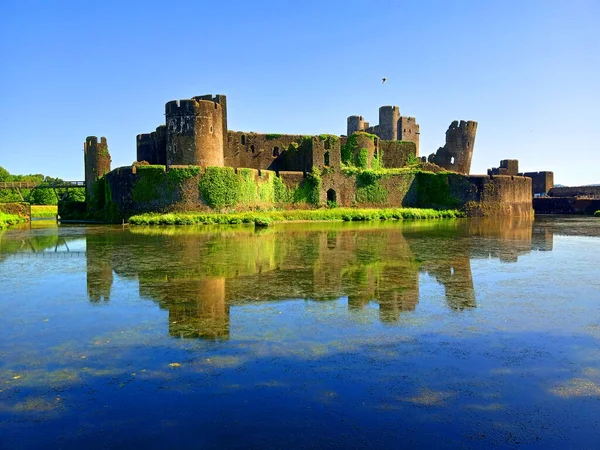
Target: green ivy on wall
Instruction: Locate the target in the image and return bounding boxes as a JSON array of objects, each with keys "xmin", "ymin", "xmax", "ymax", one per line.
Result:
[{"xmin": 356, "ymin": 170, "xmax": 388, "ymax": 204}]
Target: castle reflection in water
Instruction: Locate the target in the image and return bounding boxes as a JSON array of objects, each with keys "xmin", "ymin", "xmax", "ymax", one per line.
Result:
[{"xmin": 79, "ymin": 218, "xmax": 555, "ymax": 341}]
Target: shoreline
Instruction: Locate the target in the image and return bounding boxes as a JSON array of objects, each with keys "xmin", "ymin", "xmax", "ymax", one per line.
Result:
[{"xmin": 127, "ymin": 207, "xmax": 465, "ymax": 226}]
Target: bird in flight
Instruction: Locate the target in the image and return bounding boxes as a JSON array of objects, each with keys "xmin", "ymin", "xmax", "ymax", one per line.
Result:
[{"xmin": 382, "ymin": 77, "xmax": 387, "ymax": 84}]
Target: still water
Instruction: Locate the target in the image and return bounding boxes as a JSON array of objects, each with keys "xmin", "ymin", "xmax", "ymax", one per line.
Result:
[{"xmin": 0, "ymin": 217, "xmax": 599, "ymax": 448}]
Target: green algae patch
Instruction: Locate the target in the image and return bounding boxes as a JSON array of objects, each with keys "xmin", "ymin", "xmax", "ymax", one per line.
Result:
[{"xmin": 128, "ymin": 207, "xmax": 464, "ymax": 226}]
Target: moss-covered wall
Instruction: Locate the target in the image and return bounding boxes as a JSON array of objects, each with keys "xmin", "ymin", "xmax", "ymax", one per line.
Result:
[
  {"xmin": 99, "ymin": 165, "xmax": 532, "ymax": 220},
  {"xmin": 380, "ymin": 141, "xmax": 417, "ymax": 169}
]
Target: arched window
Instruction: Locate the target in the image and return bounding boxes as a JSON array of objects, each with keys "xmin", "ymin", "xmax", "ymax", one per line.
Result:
[
  {"xmin": 251, "ymin": 145, "xmax": 255, "ymax": 154},
  {"xmin": 450, "ymin": 157, "xmax": 455, "ymax": 165},
  {"xmin": 273, "ymin": 147, "xmax": 280, "ymax": 157},
  {"xmin": 241, "ymin": 135, "xmax": 246, "ymax": 145},
  {"xmin": 324, "ymin": 151, "xmax": 330, "ymax": 166}
]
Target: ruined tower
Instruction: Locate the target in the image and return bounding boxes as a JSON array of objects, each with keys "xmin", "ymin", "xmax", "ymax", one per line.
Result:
[
  {"xmin": 429, "ymin": 120, "xmax": 477, "ymax": 175},
  {"xmin": 347, "ymin": 115, "xmax": 365, "ymax": 136},
  {"xmin": 84, "ymin": 136, "xmax": 111, "ymax": 204},
  {"xmin": 165, "ymin": 95, "xmax": 227, "ymax": 167},
  {"xmin": 398, "ymin": 116, "xmax": 420, "ymax": 155},
  {"xmin": 378, "ymin": 106, "xmax": 400, "ymax": 141}
]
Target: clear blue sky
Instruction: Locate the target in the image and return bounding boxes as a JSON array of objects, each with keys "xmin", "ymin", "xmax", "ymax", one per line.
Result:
[{"xmin": 1, "ymin": 0, "xmax": 598, "ymax": 185}]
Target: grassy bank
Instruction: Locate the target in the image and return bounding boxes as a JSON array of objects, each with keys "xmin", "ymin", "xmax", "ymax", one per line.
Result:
[
  {"xmin": 0, "ymin": 212, "xmax": 27, "ymax": 229},
  {"xmin": 129, "ymin": 207, "xmax": 464, "ymax": 226},
  {"xmin": 595, "ymin": 211, "xmax": 600, "ymax": 217},
  {"xmin": 31, "ymin": 205, "xmax": 58, "ymax": 218}
]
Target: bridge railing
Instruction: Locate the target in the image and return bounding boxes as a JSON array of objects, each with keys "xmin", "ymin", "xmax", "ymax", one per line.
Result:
[{"xmin": 0, "ymin": 181, "xmax": 85, "ymax": 189}]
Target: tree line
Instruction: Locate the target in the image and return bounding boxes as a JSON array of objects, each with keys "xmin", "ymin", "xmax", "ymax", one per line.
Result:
[{"xmin": 0, "ymin": 165, "xmax": 85, "ymax": 205}]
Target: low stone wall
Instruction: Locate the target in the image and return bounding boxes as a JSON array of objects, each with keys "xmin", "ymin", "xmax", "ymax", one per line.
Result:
[
  {"xmin": 0, "ymin": 202, "xmax": 30, "ymax": 219},
  {"xmin": 548, "ymin": 185, "xmax": 600, "ymax": 198},
  {"xmin": 461, "ymin": 175, "xmax": 533, "ymax": 217},
  {"xmin": 533, "ymin": 197, "xmax": 600, "ymax": 214},
  {"xmin": 99, "ymin": 165, "xmax": 533, "ymax": 220}
]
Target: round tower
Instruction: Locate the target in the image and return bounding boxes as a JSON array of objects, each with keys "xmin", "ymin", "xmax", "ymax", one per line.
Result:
[
  {"xmin": 352, "ymin": 133, "xmax": 377, "ymax": 168},
  {"xmin": 165, "ymin": 98, "xmax": 224, "ymax": 167},
  {"xmin": 378, "ymin": 106, "xmax": 400, "ymax": 140},
  {"xmin": 347, "ymin": 115, "xmax": 365, "ymax": 136},
  {"xmin": 84, "ymin": 136, "xmax": 111, "ymax": 204}
]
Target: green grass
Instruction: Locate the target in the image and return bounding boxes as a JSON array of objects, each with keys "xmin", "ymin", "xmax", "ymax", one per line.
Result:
[
  {"xmin": 31, "ymin": 205, "xmax": 58, "ymax": 218},
  {"xmin": 128, "ymin": 207, "xmax": 465, "ymax": 226},
  {"xmin": 594, "ymin": 210, "xmax": 600, "ymax": 217},
  {"xmin": 0, "ymin": 212, "xmax": 27, "ymax": 229}
]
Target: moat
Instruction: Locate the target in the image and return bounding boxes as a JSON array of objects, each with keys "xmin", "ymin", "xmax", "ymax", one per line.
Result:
[{"xmin": 1, "ymin": 217, "xmax": 599, "ymax": 448}]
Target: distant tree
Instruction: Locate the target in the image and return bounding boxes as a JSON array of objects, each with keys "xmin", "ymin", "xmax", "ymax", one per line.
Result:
[
  {"xmin": 63, "ymin": 188, "xmax": 85, "ymax": 202},
  {"xmin": 0, "ymin": 166, "xmax": 10, "ymax": 182},
  {"xmin": 29, "ymin": 188, "xmax": 58, "ymax": 205}
]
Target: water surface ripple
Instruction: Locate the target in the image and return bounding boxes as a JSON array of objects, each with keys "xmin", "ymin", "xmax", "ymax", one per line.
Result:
[{"xmin": 0, "ymin": 217, "xmax": 599, "ymax": 448}]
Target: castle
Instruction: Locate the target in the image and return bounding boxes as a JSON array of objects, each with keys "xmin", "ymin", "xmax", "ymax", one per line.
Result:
[{"xmin": 81, "ymin": 94, "xmax": 538, "ymax": 219}]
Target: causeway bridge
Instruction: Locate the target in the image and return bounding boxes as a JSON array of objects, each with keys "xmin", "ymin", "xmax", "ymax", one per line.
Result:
[
  {"xmin": 0, "ymin": 180, "xmax": 85, "ymax": 201},
  {"xmin": 0, "ymin": 181, "xmax": 85, "ymax": 189}
]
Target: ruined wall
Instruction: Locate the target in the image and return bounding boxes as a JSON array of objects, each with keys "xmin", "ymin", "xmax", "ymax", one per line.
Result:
[
  {"xmin": 225, "ymin": 132, "xmax": 311, "ymax": 172},
  {"xmin": 521, "ymin": 171, "xmax": 554, "ymax": 196},
  {"xmin": 104, "ymin": 166, "xmax": 311, "ymax": 217},
  {"xmin": 459, "ymin": 175, "xmax": 532, "ymax": 217},
  {"xmin": 100, "ymin": 164, "xmax": 531, "ymax": 219},
  {"xmin": 488, "ymin": 159, "xmax": 519, "ymax": 177},
  {"xmin": 398, "ymin": 116, "xmax": 420, "ymax": 155},
  {"xmin": 165, "ymin": 98, "xmax": 224, "ymax": 167},
  {"xmin": 84, "ymin": 136, "xmax": 111, "ymax": 207},
  {"xmin": 311, "ymin": 136, "xmax": 341, "ymax": 171},
  {"xmin": 429, "ymin": 120, "xmax": 477, "ymax": 175},
  {"xmin": 379, "ymin": 141, "xmax": 417, "ymax": 169}
]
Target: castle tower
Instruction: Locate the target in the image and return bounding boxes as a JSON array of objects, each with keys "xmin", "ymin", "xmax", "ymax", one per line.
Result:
[
  {"xmin": 378, "ymin": 106, "xmax": 400, "ymax": 140},
  {"xmin": 429, "ymin": 120, "xmax": 477, "ymax": 175},
  {"xmin": 136, "ymin": 125, "xmax": 167, "ymax": 165},
  {"xmin": 347, "ymin": 115, "xmax": 365, "ymax": 136},
  {"xmin": 136, "ymin": 133, "xmax": 154, "ymax": 163},
  {"xmin": 165, "ymin": 95, "xmax": 226, "ymax": 167},
  {"xmin": 84, "ymin": 136, "xmax": 111, "ymax": 204},
  {"xmin": 398, "ymin": 116, "xmax": 420, "ymax": 155}
]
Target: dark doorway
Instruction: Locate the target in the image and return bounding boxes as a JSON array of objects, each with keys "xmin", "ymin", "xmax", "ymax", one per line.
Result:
[{"xmin": 327, "ymin": 188, "xmax": 337, "ymax": 203}]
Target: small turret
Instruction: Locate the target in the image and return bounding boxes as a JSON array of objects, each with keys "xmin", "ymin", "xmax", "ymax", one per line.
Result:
[
  {"xmin": 347, "ymin": 115, "xmax": 365, "ymax": 136},
  {"xmin": 84, "ymin": 136, "xmax": 111, "ymax": 205}
]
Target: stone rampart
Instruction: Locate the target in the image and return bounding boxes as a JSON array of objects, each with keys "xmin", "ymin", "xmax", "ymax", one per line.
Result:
[{"xmin": 548, "ymin": 185, "xmax": 600, "ymax": 198}]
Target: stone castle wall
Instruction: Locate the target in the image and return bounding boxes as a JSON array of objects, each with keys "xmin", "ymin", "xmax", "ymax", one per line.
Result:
[
  {"xmin": 548, "ymin": 185, "xmax": 600, "ymax": 198},
  {"xmin": 101, "ymin": 166, "xmax": 532, "ymax": 219}
]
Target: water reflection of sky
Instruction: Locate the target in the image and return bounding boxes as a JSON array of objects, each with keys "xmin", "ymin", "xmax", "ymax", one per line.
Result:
[{"xmin": 0, "ymin": 217, "xmax": 599, "ymax": 448}]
